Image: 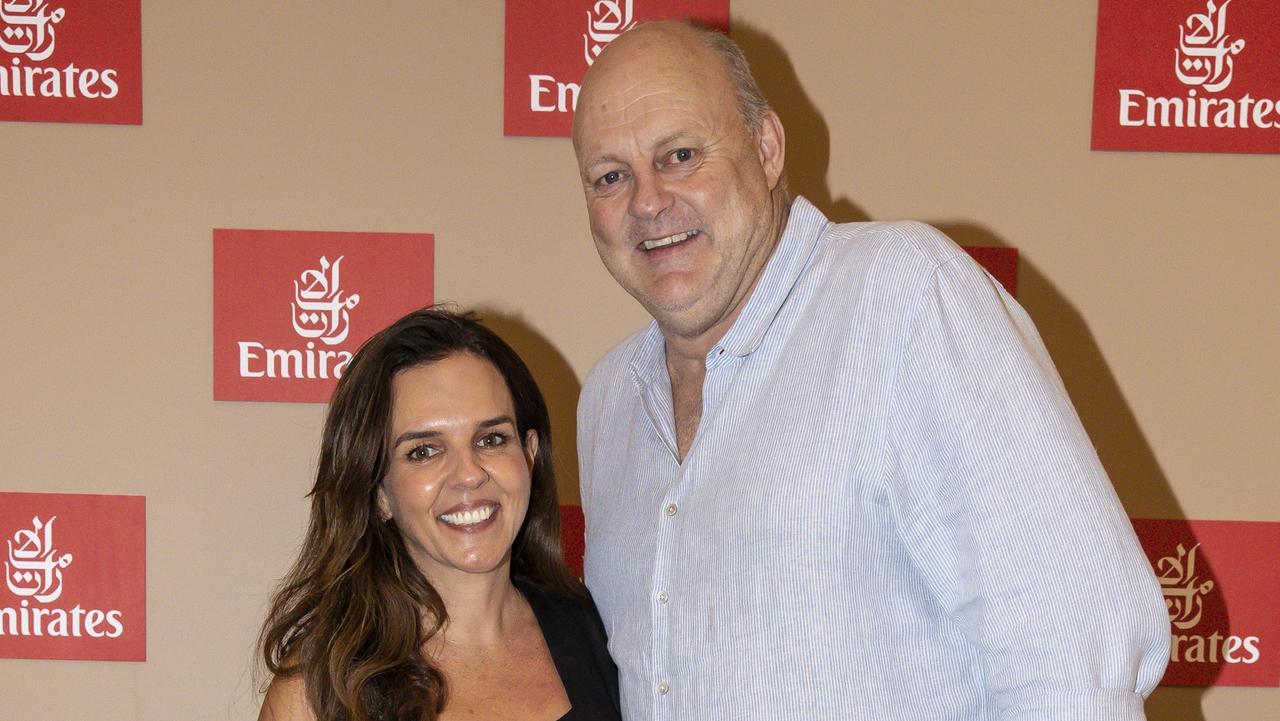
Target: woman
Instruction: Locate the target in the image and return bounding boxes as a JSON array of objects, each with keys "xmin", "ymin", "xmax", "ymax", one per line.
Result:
[{"xmin": 257, "ymin": 307, "xmax": 620, "ymax": 721}]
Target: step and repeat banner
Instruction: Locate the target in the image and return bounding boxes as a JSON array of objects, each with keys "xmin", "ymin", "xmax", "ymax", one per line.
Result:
[
  {"xmin": 504, "ymin": 0, "xmax": 729, "ymax": 136},
  {"xmin": 0, "ymin": 493, "xmax": 145, "ymax": 661},
  {"xmin": 1093, "ymin": 0, "xmax": 1280, "ymax": 153},
  {"xmin": 213, "ymin": 230, "xmax": 435, "ymax": 403},
  {"xmin": 1132, "ymin": 519, "xmax": 1280, "ymax": 686},
  {"xmin": 1, "ymin": 1, "xmax": 1277, "ymax": 717},
  {"xmin": 0, "ymin": 0, "xmax": 141, "ymax": 124}
]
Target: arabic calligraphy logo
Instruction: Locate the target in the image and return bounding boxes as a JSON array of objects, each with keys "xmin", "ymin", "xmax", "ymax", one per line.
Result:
[
  {"xmin": 292, "ymin": 256, "xmax": 361, "ymax": 346},
  {"xmin": 583, "ymin": 0, "xmax": 634, "ymax": 66},
  {"xmin": 5, "ymin": 515, "xmax": 72, "ymax": 603},
  {"xmin": 1175, "ymin": 0, "xmax": 1246, "ymax": 92},
  {"xmin": 1156, "ymin": 542, "xmax": 1215, "ymax": 630},
  {"xmin": 0, "ymin": 0, "xmax": 64, "ymax": 62}
]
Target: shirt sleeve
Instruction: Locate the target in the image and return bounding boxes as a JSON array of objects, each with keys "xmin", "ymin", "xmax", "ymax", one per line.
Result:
[{"xmin": 886, "ymin": 247, "xmax": 1170, "ymax": 720}]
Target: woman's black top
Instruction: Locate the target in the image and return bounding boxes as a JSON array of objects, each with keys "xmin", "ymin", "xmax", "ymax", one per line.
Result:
[{"xmin": 516, "ymin": 578, "xmax": 622, "ymax": 721}]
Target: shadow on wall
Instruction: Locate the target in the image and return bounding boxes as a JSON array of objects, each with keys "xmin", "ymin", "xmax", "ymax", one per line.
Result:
[
  {"xmin": 729, "ymin": 22, "xmax": 870, "ymax": 225},
  {"xmin": 474, "ymin": 308, "xmax": 584, "ymax": 506},
  {"xmin": 732, "ymin": 18, "xmax": 1220, "ymax": 719}
]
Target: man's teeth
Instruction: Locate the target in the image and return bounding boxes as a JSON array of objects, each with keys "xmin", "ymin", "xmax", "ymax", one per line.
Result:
[
  {"xmin": 642, "ymin": 230, "xmax": 697, "ymax": 251},
  {"xmin": 439, "ymin": 506, "xmax": 497, "ymax": 526}
]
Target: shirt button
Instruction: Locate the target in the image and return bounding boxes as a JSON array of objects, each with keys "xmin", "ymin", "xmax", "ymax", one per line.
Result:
[
  {"xmin": 664, "ymin": 502, "xmax": 678, "ymax": 517},
  {"xmin": 657, "ymin": 591, "xmax": 669, "ymax": 603},
  {"xmin": 657, "ymin": 682, "xmax": 670, "ymax": 695}
]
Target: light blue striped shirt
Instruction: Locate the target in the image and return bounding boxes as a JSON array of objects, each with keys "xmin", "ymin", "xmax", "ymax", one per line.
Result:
[{"xmin": 578, "ymin": 197, "xmax": 1169, "ymax": 721}]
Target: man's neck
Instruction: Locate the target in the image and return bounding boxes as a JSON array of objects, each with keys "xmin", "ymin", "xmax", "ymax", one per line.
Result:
[{"xmin": 660, "ymin": 194, "xmax": 791, "ymax": 460}]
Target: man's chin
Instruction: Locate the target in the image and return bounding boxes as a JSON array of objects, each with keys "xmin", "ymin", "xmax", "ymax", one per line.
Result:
[{"xmin": 645, "ymin": 298, "xmax": 732, "ymax": 344}]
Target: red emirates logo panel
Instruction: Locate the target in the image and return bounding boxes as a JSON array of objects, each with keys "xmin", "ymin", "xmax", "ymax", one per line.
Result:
[
  {"xmin": 1132, "ymin": 518, "xmax": 1280, "ymax": 686},
  {"xmin": 213, "ymin": 229, "xmax": 434, "ymax": 403},
  {"xmin": 0, "ymin": 492, "xmax": 145, "ymax": 661},
  {"xmin": 1092, "ymin": 0, "xmax": 1280, "ymax": 153},
  {"xmin": 504, "ymin": 0, "xmax": 730, "ymax": 137},
  {"xmin": 0, "ymin": 0, "xmax": 142, "ymax": 124}
]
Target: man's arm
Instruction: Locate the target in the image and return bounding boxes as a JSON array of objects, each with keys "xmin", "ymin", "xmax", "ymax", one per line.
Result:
[{"xmin": 887, "ymin": 245, "xmax": 1169, "ymax": 719}]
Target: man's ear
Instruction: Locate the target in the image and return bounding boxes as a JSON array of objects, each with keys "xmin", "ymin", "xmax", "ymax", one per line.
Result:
[
  {"xmin": 757, "ymin": 110, "xmax": 786, "ymax": 190},
  {"xmin": 524, "ymin": 429, "xmax": 540, "ymax": 469}
]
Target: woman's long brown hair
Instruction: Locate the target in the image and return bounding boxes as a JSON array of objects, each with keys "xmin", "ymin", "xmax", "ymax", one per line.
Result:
[{"xmin": 258, "ymin": 307, "xmax": 584, "ymax": 721}]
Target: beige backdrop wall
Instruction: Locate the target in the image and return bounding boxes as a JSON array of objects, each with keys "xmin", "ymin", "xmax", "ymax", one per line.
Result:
[{"xmin": 1, "ymin": 2, "xmax": 1275, "ymax": 720}]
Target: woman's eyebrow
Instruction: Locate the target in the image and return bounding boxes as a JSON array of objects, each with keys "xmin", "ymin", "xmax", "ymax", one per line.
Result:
[
  {"xmin": 392, "ymin": 429, "xmax": 440, "ymax": 447},
  {"xmin": 478, "ymin": 416, "xmax": 516, "ymax": 429}
]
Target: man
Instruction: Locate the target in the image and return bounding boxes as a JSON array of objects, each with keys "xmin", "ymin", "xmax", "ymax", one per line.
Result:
[{"xmin": 572, "ymin": 20, "xmax": 1169, "ymax": 721}]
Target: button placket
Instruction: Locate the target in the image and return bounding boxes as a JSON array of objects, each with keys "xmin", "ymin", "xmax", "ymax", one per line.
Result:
[{"xmin": 651, "ymin": 466, "xmax": 688, "ymax": 721}]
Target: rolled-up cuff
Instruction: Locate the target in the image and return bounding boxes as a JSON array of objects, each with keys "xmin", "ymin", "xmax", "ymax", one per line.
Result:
[{"xmin": 1000, "ymin": 687, "xmax": 1148, "ymax": 721}]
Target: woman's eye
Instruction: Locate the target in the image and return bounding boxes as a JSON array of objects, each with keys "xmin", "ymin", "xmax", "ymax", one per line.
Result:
[
  {"xmin": 477, "ymin": 432, "xmax": 510, "ymax": 449},
  {"xmin": 671, "ymin": 148, "xmax": 695, "ymax": 163},
  {"xmin": 406, "ymin": 444, "xmax": 438, "ymax": 461},
  {"xmin": 597, "ymin": 170, "xmax": 622, "ymax": 186}
]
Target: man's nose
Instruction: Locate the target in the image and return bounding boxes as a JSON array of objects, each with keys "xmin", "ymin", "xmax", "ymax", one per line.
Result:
[{"xmin": 628, "ymin": 167, "xmax": 673, "ymax": 220}]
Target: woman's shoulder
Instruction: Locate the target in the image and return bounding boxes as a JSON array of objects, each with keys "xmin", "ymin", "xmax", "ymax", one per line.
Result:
[
  {"xmin": 257, "ymin": 674, "xmax": 318, "ymax": 721},
  {"xmin": 515, "ymin": 577, "xmax": 621, "ymax": 720},
  {"xmin": 515, "ymin": 578, "xmax": 599, "ymax": 625},
  {"xmin": 516, "ymin": 577, "xmax": 612, "ymax": 655}
]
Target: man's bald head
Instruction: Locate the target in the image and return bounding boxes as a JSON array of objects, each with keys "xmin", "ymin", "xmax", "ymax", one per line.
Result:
[{"xmin": 572, "ymin": 21, "xmax": 772, "ymax": 148}]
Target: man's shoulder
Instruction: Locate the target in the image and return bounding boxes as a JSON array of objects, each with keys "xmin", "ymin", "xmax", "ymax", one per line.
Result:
[{"xmin": 820, "ymin": 218, "xmax": 967, "ymax": 274}]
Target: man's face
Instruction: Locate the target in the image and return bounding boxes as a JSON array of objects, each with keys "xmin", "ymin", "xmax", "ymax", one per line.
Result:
[{"xmin": 573, "ymin": 28, "xmax": 785, "ymax": 342}]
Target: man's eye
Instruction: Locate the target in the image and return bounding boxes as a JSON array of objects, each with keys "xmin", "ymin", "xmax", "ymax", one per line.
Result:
[
  {"xmin": 406, "ymin": 444, "xmax": 439, "ymax": 461},
  {"xmin": 477, "ymin": 432, "xmax": 510, "ymax": 449},
  {"xmin": 597, "ymin": 170, "xmax": 622, "ymax": 186},
  {"xmin": 670, "ymin": 148, "xmax": 695, "ymax": 163}
]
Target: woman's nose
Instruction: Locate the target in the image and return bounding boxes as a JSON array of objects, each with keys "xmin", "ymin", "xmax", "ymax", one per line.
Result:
[{"xmin": 449, "ymin": 449, "xmax": 490, "ymax": 489}]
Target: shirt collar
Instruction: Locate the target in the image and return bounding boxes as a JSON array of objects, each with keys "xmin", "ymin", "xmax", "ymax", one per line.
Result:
[
  {"xmin": 717, "ymin": 195, "xmax": 828, "ymax": 358},
  {"xmin": 630, "ymin": 320, "xmax": 667, "ymax": 386}
]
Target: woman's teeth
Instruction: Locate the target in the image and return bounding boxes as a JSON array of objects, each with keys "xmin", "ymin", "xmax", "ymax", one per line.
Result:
[{"xmin": 439, "ymin": 506, "xmax": 496, "ymax": 526}]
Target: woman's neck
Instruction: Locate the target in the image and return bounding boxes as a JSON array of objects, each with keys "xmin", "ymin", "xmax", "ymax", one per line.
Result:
[{"xmin": 429, "ymin": 568, "xmax": 528, "ymax": 651}]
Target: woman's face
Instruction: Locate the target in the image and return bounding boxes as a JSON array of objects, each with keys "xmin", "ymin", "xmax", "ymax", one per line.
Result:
[{"xmin": 377, "ymin": 352, "xmax": 537, "ymax": 585}]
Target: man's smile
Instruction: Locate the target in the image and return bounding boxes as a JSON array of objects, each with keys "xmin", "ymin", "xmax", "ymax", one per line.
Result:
[{"xmin": 641, "ymin": 229, "xmax": 700, "ymax": 251}]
